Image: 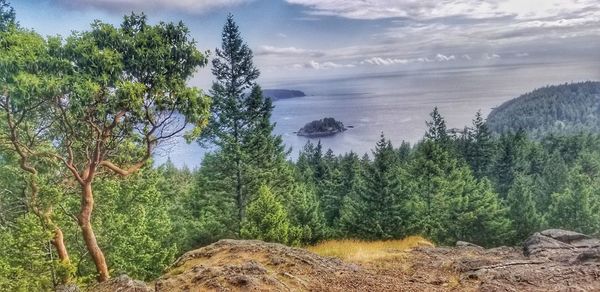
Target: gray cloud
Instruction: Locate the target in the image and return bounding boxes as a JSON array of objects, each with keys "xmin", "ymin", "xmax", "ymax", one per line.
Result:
[
  {"xmin": 286, "ymin": 0, "xmax": 597, "ymax": 21},
  {"xmin": 56, "ymin": 0, "xmax": 254, "ymax": 14}
]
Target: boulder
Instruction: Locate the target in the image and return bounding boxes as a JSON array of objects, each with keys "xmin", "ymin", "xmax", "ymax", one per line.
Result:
[{"xmin": 524, "ymin": 229, "xmax": 600, "ymax": 260}]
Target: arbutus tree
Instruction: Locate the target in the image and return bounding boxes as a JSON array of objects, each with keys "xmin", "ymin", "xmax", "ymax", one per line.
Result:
[{"xmin": 2, "ymin": 14, "xmax": 211, "ymax": 282}]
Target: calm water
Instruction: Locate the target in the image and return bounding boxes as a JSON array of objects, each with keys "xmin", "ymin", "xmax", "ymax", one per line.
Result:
[{"xmin": 155, "ymin": 61, "xmax": 600, "ymax": 168}]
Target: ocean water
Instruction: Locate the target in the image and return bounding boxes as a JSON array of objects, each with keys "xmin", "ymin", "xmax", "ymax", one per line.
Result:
[{"xmin": 155, "ymin": 61, "xmax": 600, "ymax": 168}]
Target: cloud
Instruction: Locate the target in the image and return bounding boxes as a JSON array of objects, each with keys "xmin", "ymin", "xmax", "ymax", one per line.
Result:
[
  {"xmin": 56, "ymin": 0, "xmax": 254, "ymax": 14},
  {"xmin": 360, "ymin": 54, "xmax": 455, "ymax": 66},
  {"xmin": 484, "ymin": 53, "xmax": 501, "ymax": 60},
  {"xmin": 361, "ymin": 57, "xmax": 410, "ymax": 66},
  {"xmin": 286, "ymin": 0, "xmax": 597, "ymax": 21},
  {"xmin": 256, "ymin": 45, "xmax": 324, "ymax": 57},
  {"xmin": 435, "ymin": 54, "xmax": 456, "ymax": 61},
  {"xmin": 305, "ymin": 60, "xmax": 355, "ymax": 70}
]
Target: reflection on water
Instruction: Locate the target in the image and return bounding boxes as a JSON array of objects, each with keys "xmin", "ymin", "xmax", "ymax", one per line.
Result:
[{"xmin": 155, "ymin": 62, "xmax": 600, "ymax": 168}]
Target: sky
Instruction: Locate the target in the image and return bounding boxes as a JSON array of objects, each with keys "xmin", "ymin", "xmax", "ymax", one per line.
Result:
[{"xmin": 12, "ymin": 0, "xmax": 600, "ymax": 89}]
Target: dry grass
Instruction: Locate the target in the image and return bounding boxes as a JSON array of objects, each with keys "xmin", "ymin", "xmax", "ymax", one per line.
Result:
[{"xmin": 307, "ymin": 236, "xmax": 434, "ymax": 263}]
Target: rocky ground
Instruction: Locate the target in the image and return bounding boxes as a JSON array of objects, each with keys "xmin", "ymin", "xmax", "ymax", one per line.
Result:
[{"xmin": 89, "ymin": 229, "xmax": 600, "ymax": 291}]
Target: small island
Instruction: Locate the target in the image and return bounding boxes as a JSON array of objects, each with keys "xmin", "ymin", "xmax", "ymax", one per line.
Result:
[{"xmin": 297, "ymin": 117, "xmax": 347, "ymax": 138}]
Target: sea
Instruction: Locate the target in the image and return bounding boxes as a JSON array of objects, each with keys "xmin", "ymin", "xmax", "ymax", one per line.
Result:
[{"xmin": 154, "ymin": 61, "xmax": 600, "ymax": 168}]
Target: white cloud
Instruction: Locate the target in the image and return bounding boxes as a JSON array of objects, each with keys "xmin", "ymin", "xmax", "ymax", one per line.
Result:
[
  {"xmin": 257, "ymin": 45, "xmax": 324, "ymax": 57},
  {"xmin": 462, "ymin": 54, "xmax": 472, "ymax": 60},
  {"xmin": 361, "ymin": 57, "xmax": 410, "ymax": 66},
  {"xmin": 57, "ymin": 0, "xmax": 253, "ymax": 14},
  {"xmin": 361, "ymin": 54, "xmax": 455, "ymax": 66},
  {"xmin": 286, "ymin": 0, "xmax": 596, "ymax": 21},
  {"xmin": 484, "ymin": 53, "xmax": 501, "ymax": 60},
  {"xmin": 306, "ymin": 60, "xmax": 355, "ymax": 70},
  {"xmin": 435, "ymin": 54, "xmax": 456, "ymax": 62}
]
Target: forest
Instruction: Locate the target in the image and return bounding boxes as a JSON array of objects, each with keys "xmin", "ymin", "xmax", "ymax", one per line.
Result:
[
  {"xmin": 487, "ymin": 81, "xmax": 600, "ymax": 137},
  {"xmin": 0, "ymin": 1, "xmax": 599, "ymax": 290}
]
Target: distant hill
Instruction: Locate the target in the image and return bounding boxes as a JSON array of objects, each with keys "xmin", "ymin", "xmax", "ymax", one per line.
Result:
[
  {"xmin": 262, "ymin": 89, "xmax": 306, "ymax": 101},
  {"xmin": 487, "ymin": 81, "xmax": 600, "ymax": 137}
]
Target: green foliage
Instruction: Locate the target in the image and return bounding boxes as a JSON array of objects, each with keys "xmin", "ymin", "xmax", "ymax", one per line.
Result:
[
  {"xmin": 462, "ymin": 111, "xmax": 496, "ymax": 178},
  {"xmin": 241, "ymin": 185, "xmax": 290, "ymax": 244},
  {"xmin": 425, "ymin": 107, "xmax": 450, "ymax": 146},
  {"xmin": 506, "ymin": 174, "xmax": 544, "ymax": 243},
  {"xmin": 3, "ymin": 9, "xmax": 600, "ymax": 286},
  {"xmin": 487, "ymin": 82, "xmax": 600, "ymax": 137},
  {"xmin": 340, "ymin": 135, "xmax": 404, "ymax": 240},
  {"xmin": 0, "ymin": 214, "xmax": 53, "ymax": 291},
  {"xmin": 406, "ymin": 140, "xmax": 510, "ymax": 246},
  {"xmin": 286, "ymin": 184, "xmax": 326, "ymax": 245},
  {"xmin": 196, "ymin": 15, "xmax": 295, "ymax": 237},
  {"xmin": 547, "ymin": 156, "xmax": 600, "ymax": 234},
  {"xmin": 92, "ymin": 170, "xmax": 178, "ymax": 281},
  {"xmin": 0, "ymin": 0, "xmax": 15, "ymax": 31}
]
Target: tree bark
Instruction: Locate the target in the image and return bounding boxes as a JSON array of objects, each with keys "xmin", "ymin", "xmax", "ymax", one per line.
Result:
[
  {"xmin": 50, "ymin": 225, "xmax": 71, "ymax": 283},
  {"xmin": 78, "ymin": 182, "xmax": 109, "ymax": 282}
]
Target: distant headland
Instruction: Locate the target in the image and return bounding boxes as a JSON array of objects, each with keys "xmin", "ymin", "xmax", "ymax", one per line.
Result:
[{"xmin": 262, "ymin": 89, "xmax": 306, "ymax": 101}]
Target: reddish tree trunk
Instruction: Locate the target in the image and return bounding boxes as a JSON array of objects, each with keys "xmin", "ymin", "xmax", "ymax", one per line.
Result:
[
  {"xmin": 50, "ymin": 226, "xmax": 71, "ymax": 283},
  {"xmin": 78, "ymin": 182, "xmax": 109, "ymax": 282}
]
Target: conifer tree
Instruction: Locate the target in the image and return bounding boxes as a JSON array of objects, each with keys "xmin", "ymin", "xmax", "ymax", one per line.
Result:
[
  {"xmin": 341, "ymin": 134, "xmax": 404, "ymax": 239},
  {"xmin": 425, "ymin": 107, "xmax": 450, "ymax": 146},
  {"xmin": 199, "ymin": 15, "xmax": 287, "ymax": 234},
  {"xmin": 506, "ymin": 174, "xmax": 544, "ymax": 242},
  {"xmin": 548, "ymin": 157, "xmax": 600, "ymax": 234},
  {"xmin": 286, "ymin": 184, "xmax": 326, "ymax": 245},
  {"xmin": 466, "ymin": 110, "xmax": 496, "ymax": 178},
  {"xmin": 241, "ymin": 185, "xmax": 290, "ymax": 244}
]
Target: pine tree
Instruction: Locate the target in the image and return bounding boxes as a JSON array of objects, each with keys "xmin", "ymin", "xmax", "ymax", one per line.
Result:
[
  {"xmin": 286, "ymin": 184, "xmax": 326, "ymax": 245},
  {"xmin": 547, "ymin": 157, "xmax": 600, "ymax": 234},
  {"xmin": 491, "ymin": 130, "xmax": 530, "ymax": 199},
  {"xmin": 407, "ymin": 140, "xmax": 510, "ymax": 246},
  {"xmin": 466, "ymin": 110, "xmax": 496, "ymax": 178},
  {"xmin": 241, "ymin": 185, "xmax": 290, "ymax": 244},
  {"xmin": 199, "ymin": 15, "xmax": 283, "ymax": 234},
  {"xmin": 506, "ymin": 174, "xmax": 544, "ymax": 242},
  {"xmin": 425, "ymin": 107, "xmax": 450, "ymax": 146},
  {"xmin": 341, "ymin": 134, "xmax": 404, "ymax": 239},
  {"xmin": 242, "ymin": 86, "xmax": 294, "ymax": 200},
  {"xmin": 535, "ymin": 150, "xmax": 568, "ymax": 212}
]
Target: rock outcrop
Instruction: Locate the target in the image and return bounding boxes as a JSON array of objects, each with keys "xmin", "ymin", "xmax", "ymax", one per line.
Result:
[
  {"xmin": 88, "ymin": 230, "xmax": 600, "ymax": 292},
  {"xmin": 455, "ymin": 229, "xmax": 600, "ymax": 291}
]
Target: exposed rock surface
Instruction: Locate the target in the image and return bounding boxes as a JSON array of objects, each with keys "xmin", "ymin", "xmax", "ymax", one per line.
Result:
[
  {"xmin": 456, "ymin": 229, "xmax": 600, "ymax": 291},
  {"xmin": 89, "ymin": 230, "xmax": 600, "ymax": 292}
]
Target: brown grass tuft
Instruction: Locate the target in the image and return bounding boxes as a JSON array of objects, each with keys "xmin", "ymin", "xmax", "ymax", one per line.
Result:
[{"xmin": 307, "ymin": 236, "xmax": 434, "ymax": 263}]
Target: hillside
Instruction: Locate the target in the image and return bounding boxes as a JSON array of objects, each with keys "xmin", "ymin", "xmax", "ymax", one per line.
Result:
[
  {"xmin": 487, "ymin": 82, "xmax": 600, "ymax": 136},
  {"xmin": 90, "ymin": 229, "xmax": 600, "ymax": 291}
]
